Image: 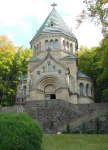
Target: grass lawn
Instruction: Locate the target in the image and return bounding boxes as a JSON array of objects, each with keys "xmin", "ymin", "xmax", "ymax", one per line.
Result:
[{"xmin": 41, "ymin": 134, "xmax": 108, "ymax": 150}]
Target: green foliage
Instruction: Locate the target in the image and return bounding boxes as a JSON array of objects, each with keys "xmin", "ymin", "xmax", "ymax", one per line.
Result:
[
  {"xmin": 77, "ymin": 35, "xmax": 108, "ymax": 103},
  {"xmin": 86, "ymin": 129, "xmax": 94, "ymax": 134},
  {"xmin": 76, "ymin": 0, "xmax": 108, "ymax": 36},
  {"xmin": 98, "ymin": 127, "xmax": 106, "ymax": 134},
  {"xmin": 0, "ymin": 112, "xmax": 43, "ymax": 150},
  {"xmin": 61, "ymin": 129, "xmax": 67, "ymax": 134},
  {"xmin": 72, "ymin": 129, "xmax": 80, "ymax": 134},
  {"xmin": 81, "ymin": 120, "xmax": 86, "ymax": 134},
  {"xmin": 66, "ymin": 123, "xmax": 71, "ymax": 134},
  {"xmin": 0, "ymin": 35, "xmax": 32, "ymax": 106},
  {"xmin": 94, "ymin": 117, "xmax": 102, "ymax": 134}
]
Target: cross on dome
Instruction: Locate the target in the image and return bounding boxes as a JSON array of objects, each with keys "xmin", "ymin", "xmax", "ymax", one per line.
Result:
[{"xmin": 51, "ymin": 2, "xmax": 57, "ymax": 9}]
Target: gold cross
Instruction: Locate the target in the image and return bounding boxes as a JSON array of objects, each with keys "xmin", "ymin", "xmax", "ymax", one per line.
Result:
[{"xmin": 51, "ymin": 2, "xmax": 57, "ymax": 9}]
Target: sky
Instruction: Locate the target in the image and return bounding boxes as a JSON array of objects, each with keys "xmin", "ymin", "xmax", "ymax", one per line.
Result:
[{"xmin": 0, "ymin": 0, "xmax": 104, "ymax": 50}]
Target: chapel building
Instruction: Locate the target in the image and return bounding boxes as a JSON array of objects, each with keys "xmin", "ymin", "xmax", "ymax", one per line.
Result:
[{"xmin": 16, "ymin": 3, "xmax": 94, "ymax": 104}]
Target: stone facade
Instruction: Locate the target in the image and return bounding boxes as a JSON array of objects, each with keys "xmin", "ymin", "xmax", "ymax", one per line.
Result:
[{"xmin": 16, "ymin": 6, "xmax": 94, "ymax": 104}]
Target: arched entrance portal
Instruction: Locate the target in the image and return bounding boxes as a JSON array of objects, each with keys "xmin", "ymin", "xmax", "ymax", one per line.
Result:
[
  {"xmin": 36, "ymin": 75, "xmax": 61, "ymax": 100},
  {"xmin": 45, "ymin": 84, "xmax": 56, "ymax": 100}
]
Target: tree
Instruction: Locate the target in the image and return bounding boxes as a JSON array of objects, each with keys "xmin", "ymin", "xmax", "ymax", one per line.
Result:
[
  {"xmin": 0, "ymin": 112, "xmax": 43, "ymax": 150},
  {"xmin": 94, "ymin": 117, "xmax": 102, "ymax": 134},
  {"xmin": 0, "ymin": 35, "xmax": 16, "ymax": 105},
  {"xmin": 81, "ymin": 120, "xmax": 86, "ymax": 134},
  {"xmin": 0, "ymin": 35, "xmax": 32, "ymax": 106},
  {"xmin": 76, "ymin": 0, "xmax": 108, "ymax": 36},
  {"xmin": 66, "ymin": 123, "xmax": 71, "ymax": 134},
  {"xmin": 77, "ymin": 35, "xmax": 108, "ymax": 103}
]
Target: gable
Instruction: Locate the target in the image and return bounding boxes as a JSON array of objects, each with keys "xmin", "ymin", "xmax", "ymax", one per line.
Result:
[{"xmin": 29, "ymin": 52, "xmax": 68, "ymax": 73}]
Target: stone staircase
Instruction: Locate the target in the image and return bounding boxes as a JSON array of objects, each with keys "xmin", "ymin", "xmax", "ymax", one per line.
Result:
[{"xmin": 58, "ymin": 103, "xmax": 108, "ymax": 132}]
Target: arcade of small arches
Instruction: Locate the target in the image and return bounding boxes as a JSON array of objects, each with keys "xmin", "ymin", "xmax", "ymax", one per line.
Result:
[
  {"xmin": 45, "ymin": 39, "xmax": 58, "ymax": 50},
  {"xmin": 33, "ymin": 42, "xmax": 41, "ymax": 55},
  {"xmin": 33, "ymin": 38, "xmax": 75, "ymax": 56},
  {"xmin": 63, "ymin": 40, "xmax": 73, "ymax": 52},
  {"xmin": 79, "ymin": 83, "xmax": 94, "ymax": 98}
]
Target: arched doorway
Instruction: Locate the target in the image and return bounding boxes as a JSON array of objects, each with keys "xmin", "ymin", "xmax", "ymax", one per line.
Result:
[
  {"xmin": 36, "ymin": 75, "xmax": 61, "ymax": 100},
  {"xmin": 45, "ymin": 84, "xmax": 56, "ymax": 100}
]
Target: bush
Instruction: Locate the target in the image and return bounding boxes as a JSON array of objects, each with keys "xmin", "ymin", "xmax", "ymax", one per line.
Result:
[
  {"xmin": 82, "ymin": 120, "xmax": 86, "ymax": 134},
  {"xmin": 94, "ymin": 117, "xmax": 101, "ymax": 134},
  {"xmin": 61, "ymin": 129, "xmax": 67, "ymax": 134},
  {"xmin": 86, "ymin": 129, "xmax": 94, "ymax": 134},
  {"xmin": 66, "ymin": 123, "xmax": 71, "ymax": 134},
  {"xmin": 98, "ymin": 128, "xmax": 106, "ymax": 134},
  {"xmin": 72, "ymin": 129, "xmax": 80, "ymax": 134},
  {"xmin": 0, "ymin": 112, "xmax": 43, "ymax": 150}
]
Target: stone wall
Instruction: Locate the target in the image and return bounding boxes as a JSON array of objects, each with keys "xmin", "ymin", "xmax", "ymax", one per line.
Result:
[
  {"xmin": 23, "ymin": 100, "xmax": 84, "ymax": 134},
  {"xmin": 71, "ymin": 115, "xmax": 108, "ymax": 134},
  {"xmin": 0, "ymin": 105, "xmax": 17, "ymax": 113},
  {"xmin": 0, "ymin": 100, "xmax": 108, "ymax": 134}
]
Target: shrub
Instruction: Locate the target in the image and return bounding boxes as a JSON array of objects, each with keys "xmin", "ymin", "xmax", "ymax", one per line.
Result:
[
  {"xmin": 0, "ymin": 112, "xmax": 43, "ymax": 150},
  {"xmin": 72, "ymin": 129, "xmax": 80, "ymax": 134},
  {"xmin": 66, "ymin": 123, "xmax": 71, "ymax": 134},
  {"xmin": 98, "ymin": 127, "xmax": 106, "ymax": 134},
  {"xmin": 86, "ymin": 129, "xmax": 94, "ymax": 134},
  {"xmin": 61, "ymin": 129, "xmax": 67, "ymax": 134},
  {"xmin": 82, "ymin": 120, "xmax": 86, "ymax": 134},
  {"xmin": 94, "ymin": 117, "xmax": 101, "ymax": 134}
]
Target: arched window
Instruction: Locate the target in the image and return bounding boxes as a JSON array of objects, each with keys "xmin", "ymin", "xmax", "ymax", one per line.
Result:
[
  {"xmin": 37, "ymin": 44, "xmax": 39, "ymax": 52},
  {"xmin": 63, "ymin": 40, "xmax": 65, "ymax": 50},
  {"xmin": 58, "ymin": 70, "xmax": 61, "ymax": 75},
  {"xmin": 92, "ymin": 88, "xmax": 94, "ymax": 97},
  {"xmin": 53, "ymin": 66, "xmax": 56, "ymax": 72},
  {"xmin": 37, "ymin": 72, "xmax": 40, "ymax": 76},
  {"xmin": 79, "ymin": 83, "xmax": 83, "ymax": 95},
  {"xmin": 55, "ymin": 40, "xmax": 58, "ymax": 49},
  {"xmin": 48, "ymin": 64, "xmax": 50, "ymax": 72},
  {"xmin": 50, "ymin": 40, "xmax": 53, "ymax": 49},
  {"xmin": 86, "ymin": 84, "xmax": 88, "ymax": 96},
  {"xmin": 35, "ymin": 46, "xmax": 37, "ymax": 53},
  {"xmin": 24, "ymin": 86, "xmax": 26, "ymax": 96},
  {"xmin": 66, "ymin": 42, "xmax": 68, "ymax": 50},
  {"xmin": 39, "ymin": 42, "xmax": 41, "ymax": 51},
  {"xmin": 51, "ymin": 21, "xmax": 53, "ymax": 26},
  {"xmin": 70, "ymin": 43, "xmax": 73, "ymax": 52},
  {"xmin": 45, "ymin": 40, "xmax": 48, "ymax": 50},
  {"xmin": 43, "ymin": 68, "xmax": 45, "ymax": 72},
  {"xmin": 34, "ymin": 46, "xmax": 36, "ymax": 54},
  {"xmin": 91, "ymin": 87, "xmax": 93, "ymax": 97}
]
